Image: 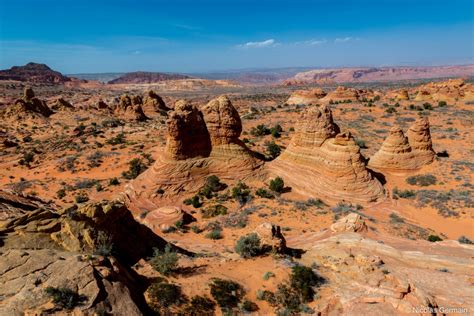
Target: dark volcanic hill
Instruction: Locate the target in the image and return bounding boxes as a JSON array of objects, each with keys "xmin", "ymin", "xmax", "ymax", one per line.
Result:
[
  {"xmin": 108, "ymin": 71, "xmax": 191, "ymax": 84},
  {"xmin": 0, "ymin": 62, "xmax": 71, "ymax": 84}
]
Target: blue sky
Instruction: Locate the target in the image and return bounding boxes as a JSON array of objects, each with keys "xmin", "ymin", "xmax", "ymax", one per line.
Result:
[{"xmin": 0, "ymin": 0, "xmax": 472, "ymax": 73}]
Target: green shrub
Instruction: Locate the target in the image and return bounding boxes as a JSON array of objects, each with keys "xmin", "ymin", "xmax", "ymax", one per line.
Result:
[
  {"xmin": 250, "ymin": 124, "xmax": 270, "ymax": 136},
  {"xmin": 289, "ymin": 265, "xmax": 323, "ymax": 302},
  {"xmin": 266, "ymin": 141, "xmax": 281, "ymax": 159},
  {"xmin": 19, "ymin": 151, "xmax": 35, "ymax": 166},
  {"xmin": 269, "ymin": 177, "xmax": 285, "ymax": 193},
  {"xmin": 202, "ymin": 204, "xmax": 228, "ymax": 218},
  {"xmin": 232, "ymin": 181, "xmax": 251, "ymax": 205},
  {"xmin": 427, "ymin": 235, "xmax": 442, "ymax": 242},
  {"xmin": 438, "ymin": 101, "xmax": 447, "ymax": 107},
  {"xmin": 209, "ymin": 278, "xmax": 244, "ymax": 310},
  {"xmin": 44, "ymin": 287, "xmax": 87, "ymax": 310},
  {"xmin": 263, "ymin": 271, "xmax": 275, "ymax": 280},
  {"xmin": 239, "ymin": 299, "xmax": 259, "ymax": 312},
  {"xmin": 206, "ymin": 228, "xmax": 223, "ymax": 240},
  {"xmin": 458, "ymin": 236, "xmax": 473, "ymax": 244},
  {"xmin": 392, "ymin": 187, "xmax": 416, "ymax": 199},
  {"xmin": 270, "ymin": 124, "xmax": 283, "ymax": 138},
  {"xmin": 74, "ymin": 194, "xmax": 89, "ymax": 203},
  {"xmin": 406, "ymin": 174, "xmax": 437, "ymax": 186},
  {"xmin": 235, "ymin": 233, "xmax": 261, "ymax": 258},
  {"xmin": 148, "ymin": 280, "xmax": 183, "ymax": 312},
  {"xmin": 109, "ymin": 177, "xmax": 120, "ymax": 185},
  {"xmin": 149, "ymin": 244, "xmax": 179, "ymax": 276},
  {"xmin": 423, "ymin": 102, "xmax": 433, "ymax": 110},
  {"xmin": 106, "ymin": 132, "xmax": 125, "ymax": 145},
  {"xmin": 185, "ymin": 295, "xmax": 216, "ymax": 315},
  {"xmin": 56, "ymin": 188, "xmax": 66, "ymax": 199},
  {"xmin": 256, "ymin": 188, "xmax": 274, "ymax": 199},
  {"xmin": 122, "ymin": 158, "xmax": 147, "ymax": 179},
  {"xmin": 183, "ymin": 195, "xmax": 202, "ymax": 208}
]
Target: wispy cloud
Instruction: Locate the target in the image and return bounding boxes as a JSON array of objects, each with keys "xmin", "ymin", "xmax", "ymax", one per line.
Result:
[
  {"xmin": 237, "ymin": 39, "xmax": 279, "ymax": 49},
  {"xmin": 295, "ymin": 39, "xmax": 327, "ymax": 46},
  {"xmin": 334, "ymin": 37, "xmax": 360, "ymax": 43}
]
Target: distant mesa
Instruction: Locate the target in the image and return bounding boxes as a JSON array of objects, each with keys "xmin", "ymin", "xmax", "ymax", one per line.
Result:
[
  {"xmin": 368, "ymin": 117, "xmax": 436, "ymax": 171},
  {"xmin": 285, "ymin": 65, "xmax": 474, "ymax": 85},
  {"xmin": 108, "ymin": 71, "xmax": 192, "ymax": 84},
  {"xmin": 268, "ymin": 105, "xmax": 385, "ymax": 203},
  {"xmin": 0, "ymin": 62, "xmax": 71, "ymax": 84}
]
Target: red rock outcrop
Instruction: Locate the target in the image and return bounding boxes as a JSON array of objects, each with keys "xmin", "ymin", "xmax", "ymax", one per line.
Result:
[
  {"xmin": 50, "ymin": 97, "xmax": 74, "ymax": 111},
  {"xmin": 321, "ymin": 86, "xmax": 360, "ymax": 103},
  {"xmin": 386, "ymin": 89, "xmax": 409, "ymax": 101},
  {"xmin": 330, "ymin": 213, "xmax": 368, "ymax": 233},
  {"xmin": 254, "ymin": 222, "xmax": 287, "ymax": 253},
  {"xmin": 286, "ymin": 88, "xmax": 327, "ymax": 105},
  {"xmin": 142, "ymin": 90, "xmax": 170, "ymax": 115},
  {"xmin": 114, "ymin": 94, "xmax": 148, "ymax": 121},
  {"xmin": 369, "ymin": 118, "xmax": 435, "ymax": 171},
  {"xmin": 124, "ymin": 96, "xmax": 263, "ymax": 212},
  {"xmin": 268, "ymin": 105, "xmax": 384, "ymax": 203},
  {"xmin": 406, "ymin": 117, "xmax": 436, "ymax": 164},
  {"xmin": 0, "ymin": 87, "xmax": 53, "ymax": 120},
  {"xmin": 414, "ymin": 78, "xmax": 474, "ymax": 102}
]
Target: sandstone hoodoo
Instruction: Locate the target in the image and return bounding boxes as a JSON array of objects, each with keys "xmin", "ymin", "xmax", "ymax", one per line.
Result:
[
  {"xmin": 124, "ymin": 96, "xmax": 263, "ymax": 212},
  {"xmin": 268, "ymin": 105, "xmax": 384, "ymax": 203},
  {"xmin": 406, "ymin": 117, "xmax": 436, "ymax": 165},
  {"xmin": 114, "ymin": 94, "xmax": 148, "ymax": 121},
  {"xmin": 142, "ymin": 90, "xmax": 170, "ymax": 115},
  {"xmin": 369, "ymin": 118, "xmax": 435, "ymax": 171},
  {"xmin": 1, "ymin": 87, "xmax": 54, "ymax": 120},
  {"xmin": 286, "ymin": 88, "xmax": 327, "ymax": 105}
]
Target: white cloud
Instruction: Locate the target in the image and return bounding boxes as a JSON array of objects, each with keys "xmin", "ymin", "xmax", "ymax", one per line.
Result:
[
  {"xmin": 334, "ymin": 37, "xmax": 360, "ymax": 43},
  {"xmin": 335, "ymin": 37, "xmax": 352, "ymax": 43},
  {"xmin": 296, "ymin": 39, "xmax": 327, "ymax": 46},
  {"xmin": 237, "ymin": 39, "xmax": 279, "ymax": 49}
]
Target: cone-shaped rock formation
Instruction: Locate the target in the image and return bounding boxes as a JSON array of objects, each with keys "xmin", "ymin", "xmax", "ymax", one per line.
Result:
[
  {"xmin": 268, "ymin": 105, "xmax": 384, "ymax": 203},
  {"xmin": 124, "ymin": 96, "xmax": 263, "ymax": 211},
  {"xmin": 143, "ymin": 90, "xmax": 170, "ymax": 115},
  {"xmin": 114, "ymin": 94, "xmax": 148, "ymax": 121},
  {"xmin": 369, "ymin": 118, "xmax": 435, "ymax": 171}
]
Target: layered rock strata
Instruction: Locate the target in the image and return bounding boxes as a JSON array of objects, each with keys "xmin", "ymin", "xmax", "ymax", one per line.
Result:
[
  {"xmin": 124, "ymin": 96, "xmax": 263, "ymax": 211},
  {"xmin": 369, "ymin": 118, "xmax": 435, "ymax": 171},
  {"xmin": 268, "ymin": 105, "xmax": 384, "ymax": 203},
  {"xmin": 286, "ymin": 88, "xmax": 327, "ymax": 105}
]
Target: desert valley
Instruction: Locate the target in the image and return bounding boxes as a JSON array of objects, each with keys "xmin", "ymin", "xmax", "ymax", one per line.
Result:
[{"xmin": 0, "ymin": 60, "xmax": 472, "ymax": 315}]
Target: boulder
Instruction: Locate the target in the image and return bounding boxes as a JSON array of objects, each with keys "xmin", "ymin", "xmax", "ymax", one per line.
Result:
[
  {"xmin": 330, "ymin": 213, "xmax": 368, "ymax": 233},
  {"xmin": 286, "ymin": 88, "xmax": 327, "ymax": 105},
  {"xmin": 254, "ymin": 222, "xmax": 287, "ymax": 253}
]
